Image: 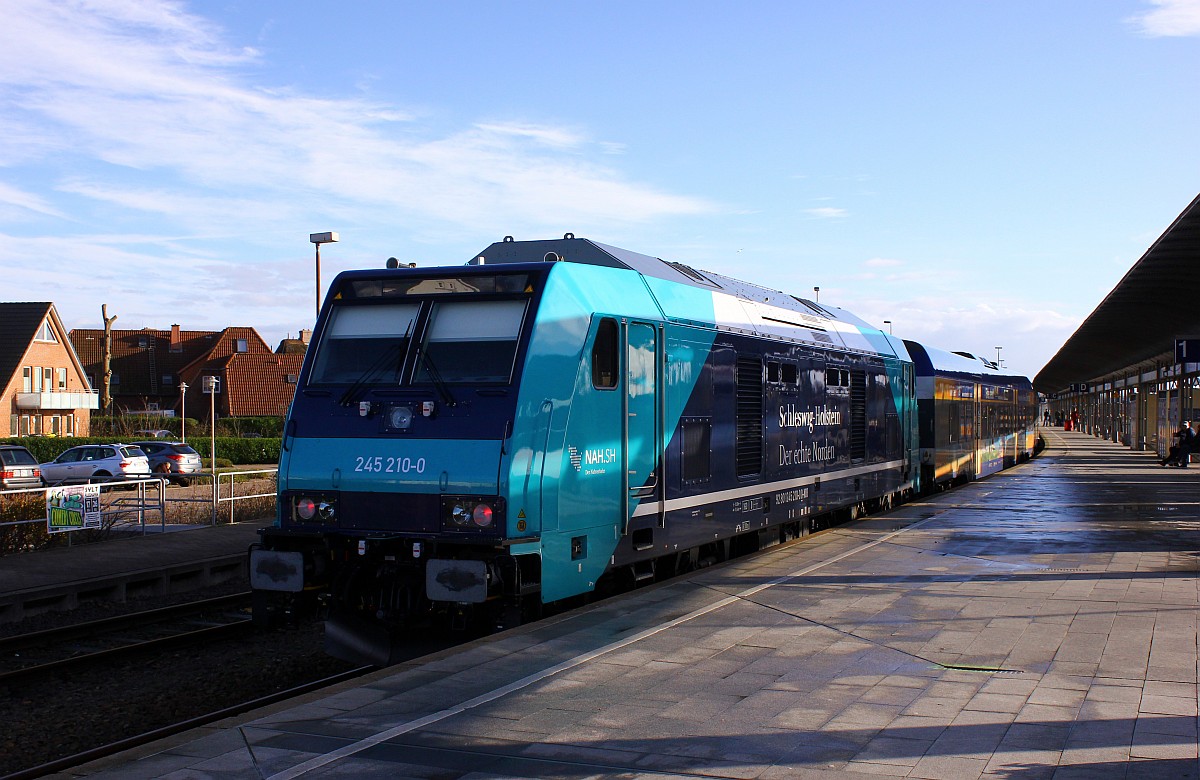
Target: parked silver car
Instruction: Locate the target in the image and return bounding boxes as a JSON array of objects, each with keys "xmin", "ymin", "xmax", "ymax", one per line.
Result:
[
  {"xmin": 0, "ymin": 445, "xmax": 42, "ymax": 490},
  {"xmin": 132, "ymin": 441, "xmax": 203, "ymax": 485},
  {"xmin": 39, "ymin": 444, "xmax": 152, "ymax": 485}
]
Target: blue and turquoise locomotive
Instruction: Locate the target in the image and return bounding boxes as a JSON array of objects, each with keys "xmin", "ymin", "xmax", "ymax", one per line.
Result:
[{"xmin": 250, "ymin": 236, "xmax": 1036, "ymax": 663}]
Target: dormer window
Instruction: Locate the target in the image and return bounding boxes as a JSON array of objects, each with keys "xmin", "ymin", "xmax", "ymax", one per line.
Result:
[{"xmin": 235, "ymin": 339, "xmax": 248, "ymax": 353}]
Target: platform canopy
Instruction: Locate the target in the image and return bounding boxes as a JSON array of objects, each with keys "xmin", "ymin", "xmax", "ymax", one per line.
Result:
[{"xmin": 1034, "ymin": 193, "xmax": 1200, "ymax": 395}]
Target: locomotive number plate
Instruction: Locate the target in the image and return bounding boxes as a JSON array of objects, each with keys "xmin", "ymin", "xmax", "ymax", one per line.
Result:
[{"xmin": 353, "ymin": 456, "xmax": 427, "ymax": 474}]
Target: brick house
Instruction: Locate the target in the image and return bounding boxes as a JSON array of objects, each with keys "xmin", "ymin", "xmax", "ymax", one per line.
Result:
[
  {"xmin": 0, "ymin": 302, "xmax": 98, "ymax": 437},
  {"xmin": 69, "ymin": 325, "xmax": 304, "ymax": 421}
]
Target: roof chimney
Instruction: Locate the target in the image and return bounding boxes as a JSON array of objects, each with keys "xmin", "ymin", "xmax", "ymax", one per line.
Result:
[
  {"xmin": 299, "ymin": 328, "xmax": 312, "ymax": 345},
  {"xmin": 170, "ymin": 324, "xmax": 182, "ymax": 352}
]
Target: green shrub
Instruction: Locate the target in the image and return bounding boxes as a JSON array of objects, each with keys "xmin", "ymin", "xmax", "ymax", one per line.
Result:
[{"xmin": 0, "ymin": 437, "xmax": 281, "ymax": 466}]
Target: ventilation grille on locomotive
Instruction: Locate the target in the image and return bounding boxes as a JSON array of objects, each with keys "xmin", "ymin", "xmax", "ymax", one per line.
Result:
[
  {"xmin": 850, "ymin": 369, "xmax": 867, "ymax": 462},
  {"xmin": 736, "ymin": 357, "xmax": 763, "ymax": 477}
]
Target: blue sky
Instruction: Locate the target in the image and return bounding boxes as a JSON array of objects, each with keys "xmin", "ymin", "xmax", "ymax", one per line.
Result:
[{"xmin": 2, "ymin": 1, "xmax": 1198, "ymax": 378}]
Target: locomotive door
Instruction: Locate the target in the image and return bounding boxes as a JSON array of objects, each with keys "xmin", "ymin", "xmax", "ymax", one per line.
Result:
[{"xmin": 624, "ymin": 321, "xmax": 662, "ymax": 532}]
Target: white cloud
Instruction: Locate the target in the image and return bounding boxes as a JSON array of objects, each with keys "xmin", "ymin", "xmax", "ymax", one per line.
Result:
[
  {"xmin": 804, "ymin": 207, "xmax": 848, "ymax": 219},
  {"xmin": 0, "ymin": 181, "xmax": 64, "ymax": 218},
  {"xmin": 1128, "ymin": 0, "xmax": 1200, "ymax": 36},
  {"xmin": 852, "ymin": 294, "xmax": 1079, "ymax": 378},
  {"xmin": 0, "ymin": 0, "xmax": 714, "ymax": 240}
]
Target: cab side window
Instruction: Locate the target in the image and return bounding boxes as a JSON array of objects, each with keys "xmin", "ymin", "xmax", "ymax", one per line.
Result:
[{"xmin": 592, "ymin": 318, "xmax": 619, "ymax": 389}]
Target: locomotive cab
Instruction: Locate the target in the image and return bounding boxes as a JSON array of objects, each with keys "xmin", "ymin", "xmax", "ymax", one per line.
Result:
[{"xmin": 252, "ymin": 264, "xmax": 552, "ymax": 662}]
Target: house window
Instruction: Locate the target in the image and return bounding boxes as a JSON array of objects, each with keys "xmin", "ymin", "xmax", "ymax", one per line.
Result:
[
  {"xmin": 51, "ymin": 416, "xmax": 61, "ymax": 435},
  {"xmin": 22, "ymin": 367, "xmax": 31, "ymax": 393},
  {"xmin": 57, "ymin": 368, "xmax": 67, "ymax": 390},
  {"xmin": 65, "ymin": 414, "xmax": 75, "ymax": 435},
  {"xmin": 32, "ymin": 367, "xmax": 42, "ymax": 393},
  {"xmin": 235, "ymin": 339, "xmax": 248, "ymax": 353},
  {"xmin": 138, "ymin": 336, "xmax": 149, "ymax": 348},
  {"xmin": 34, "ymin": 320, "xmax": 57, "ymax": 343},
  {"xmin": 19, "ymin": 415, "xmax": 30, "ymax": 436},
  {"xmin": 286, "ymin": 374, "xmax": 298, "ymax": 384},
  {"xmin": 162, "ymin": 374, "xmax": 174, "ymax": 386},
  {"xmin": 111, "ymin": 373, "xmax": 120, "ymax": 385},
  {"xmin": 8, "ymin": 415, "xmax": 15, "ymax": 436},
  {"xmin": 42, "ymin": 368, "xmax": 52, "ymax": 391}
]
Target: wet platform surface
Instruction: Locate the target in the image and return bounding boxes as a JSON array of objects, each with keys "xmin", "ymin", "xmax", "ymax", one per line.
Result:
[{"xmin": 64, "ymin": 429, "xmax": 1200, "ymax": 779}]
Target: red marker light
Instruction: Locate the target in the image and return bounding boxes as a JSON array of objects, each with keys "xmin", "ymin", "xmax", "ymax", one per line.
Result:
[
  {"xmin": 296, "ymin": 497, "xmax": 317, "ymax": 520},
  {"xmin": 472, "ymin": 503, "xmax": 494, "ymax": 527}
]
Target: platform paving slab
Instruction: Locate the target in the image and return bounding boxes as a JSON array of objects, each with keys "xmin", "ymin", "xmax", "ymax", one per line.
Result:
[{"xmin": 58, "ymin": 430, "xmax": 1200, "ymax": 779}]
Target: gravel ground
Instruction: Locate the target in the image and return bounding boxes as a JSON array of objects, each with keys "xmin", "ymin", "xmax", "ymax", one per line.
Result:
[{"xmin": 0, "ymin": 581, "xmax": 357, "ymax": 777}]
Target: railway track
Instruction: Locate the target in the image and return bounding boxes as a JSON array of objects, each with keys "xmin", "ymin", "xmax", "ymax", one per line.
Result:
[
  {"xmin": 0, "ymin": 592, "xmax": 255, "ymax": 684},
  {"xmin": 3, "ymin": 665, "xmax": 376, "ymax": 780}
]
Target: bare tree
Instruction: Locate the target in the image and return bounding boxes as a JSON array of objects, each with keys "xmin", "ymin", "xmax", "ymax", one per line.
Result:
[{"xmin": 102, "ymin": 304, "xmax": 117, "ymax": 413}]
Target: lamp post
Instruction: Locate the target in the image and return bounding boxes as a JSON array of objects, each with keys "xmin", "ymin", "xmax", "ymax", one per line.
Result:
[
  {"xmin": 310, "ymin": 232, "xmax": 340, "ymax": 319},
  {"xmin": 179, "ymin": 382, "xmax": 188, "ymax": 443},
  {"xmin": 883, "ymin": 320, "xmax": 892, "ymax": 335},
  {"xmin": 203, "ymin": 376, "xmax": 220, "ymax": 472}
]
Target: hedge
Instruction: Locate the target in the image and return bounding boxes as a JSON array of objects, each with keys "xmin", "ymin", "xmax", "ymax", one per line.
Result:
[
  {"xmin": 0, "ymin": 437, "xmax": 281, "ymax": 466},
  {"xmin": 88, "ymin": 415, "xmax": 285, "ymax": 438}
]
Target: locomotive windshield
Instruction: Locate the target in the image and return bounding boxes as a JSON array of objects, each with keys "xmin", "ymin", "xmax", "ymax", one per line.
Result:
[
  {"xmin": 309, "ymin": 303, "xmax": 419, "ymax": 385},
  {"xmin": 415, "ymin": 300, "xmax": 527, "ymax": 384},
  {"xmin": 307, "ymin": 277, "xmax": 532, "ymax": 388}
]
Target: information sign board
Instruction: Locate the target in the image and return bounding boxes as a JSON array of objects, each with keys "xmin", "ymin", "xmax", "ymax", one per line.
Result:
[{"xmin": 46, "ymin": 484, "xmax": 102, "ymax": 533}]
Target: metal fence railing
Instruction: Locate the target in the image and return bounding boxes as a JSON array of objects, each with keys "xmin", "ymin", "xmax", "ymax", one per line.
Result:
[{"xmin": 0, "ymin": 468, "xmax": 278, "ymax": 552}]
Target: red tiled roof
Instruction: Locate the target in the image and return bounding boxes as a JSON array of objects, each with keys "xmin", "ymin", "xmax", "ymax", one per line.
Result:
[
  {"xmin": 69, "ymin": 325, "xmax": 291, "ymax": 417},
  {"xmin": 222, "ymin": 353, "xmax": 304, "ymax": 416}
]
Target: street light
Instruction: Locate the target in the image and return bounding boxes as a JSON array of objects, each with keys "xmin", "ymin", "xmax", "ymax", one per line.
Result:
[
  {"xmin": 203, "ymin": 376, "xmax": 220, "ymax": 472},
  {"xmin": 310, "ymin": 231, "xmax": 340, "ymax": 319},
  {"xmin": 179, "ymin": 382, "xmax": 188, "ymax": 443}
]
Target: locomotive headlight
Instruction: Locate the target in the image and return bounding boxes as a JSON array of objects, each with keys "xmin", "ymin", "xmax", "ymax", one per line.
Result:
[
  {"xmin": 387, "ymin": 405, "xmax": 414, "ymax": 431},
  {"xmin": 296, "ymin": 497, "xmax": 317, "ymax": 521},
  {"xmin": 450, "ymin": 503, "xmax": 472, "ymax": 526},
  {"xmin": 292, "ymin": 493, "xmax": 339, "ymax": 524},
  {"xmin": 440, "ymin": 495, "xmax": 505, "ymax": 533},
  {"xmin": 472, "ymin": 503, "xmax": 494, "ymax": 528}
]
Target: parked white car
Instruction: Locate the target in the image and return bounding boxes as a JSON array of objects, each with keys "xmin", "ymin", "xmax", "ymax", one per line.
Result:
[{"xmin": 40, "ymin": 444, "xmax": 152, "ymax": 485}]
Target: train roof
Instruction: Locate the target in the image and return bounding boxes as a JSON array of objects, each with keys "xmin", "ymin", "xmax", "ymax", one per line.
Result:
[
  {"xmin": 903, "ymin": 339, "xmax": 1032, "ymax": 388},
  {"xmin": 470, "ymin": 236, "xmax": 908, "ymax": 361},
  {"xmin": 471, "ymin": 235, "xmax": 829, "ymax": 310}
]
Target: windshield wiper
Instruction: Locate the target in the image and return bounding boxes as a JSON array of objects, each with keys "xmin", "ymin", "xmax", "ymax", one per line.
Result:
[
  {"xmin": 415, "ymin": 344, "xmax": 457, "ymax": 407},
  {"xmin": 338, "ymin": 323, "xmax": 413, "ymax": 407}
]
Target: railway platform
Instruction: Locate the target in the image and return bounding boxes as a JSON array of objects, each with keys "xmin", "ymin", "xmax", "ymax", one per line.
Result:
[
  {"xmin": 56, "ymin": 428, "xmax": 1200, "ymax": 779},
  {"xmin": 0, "ymin": 520, "xmax": 260, "ymax": 623}
]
